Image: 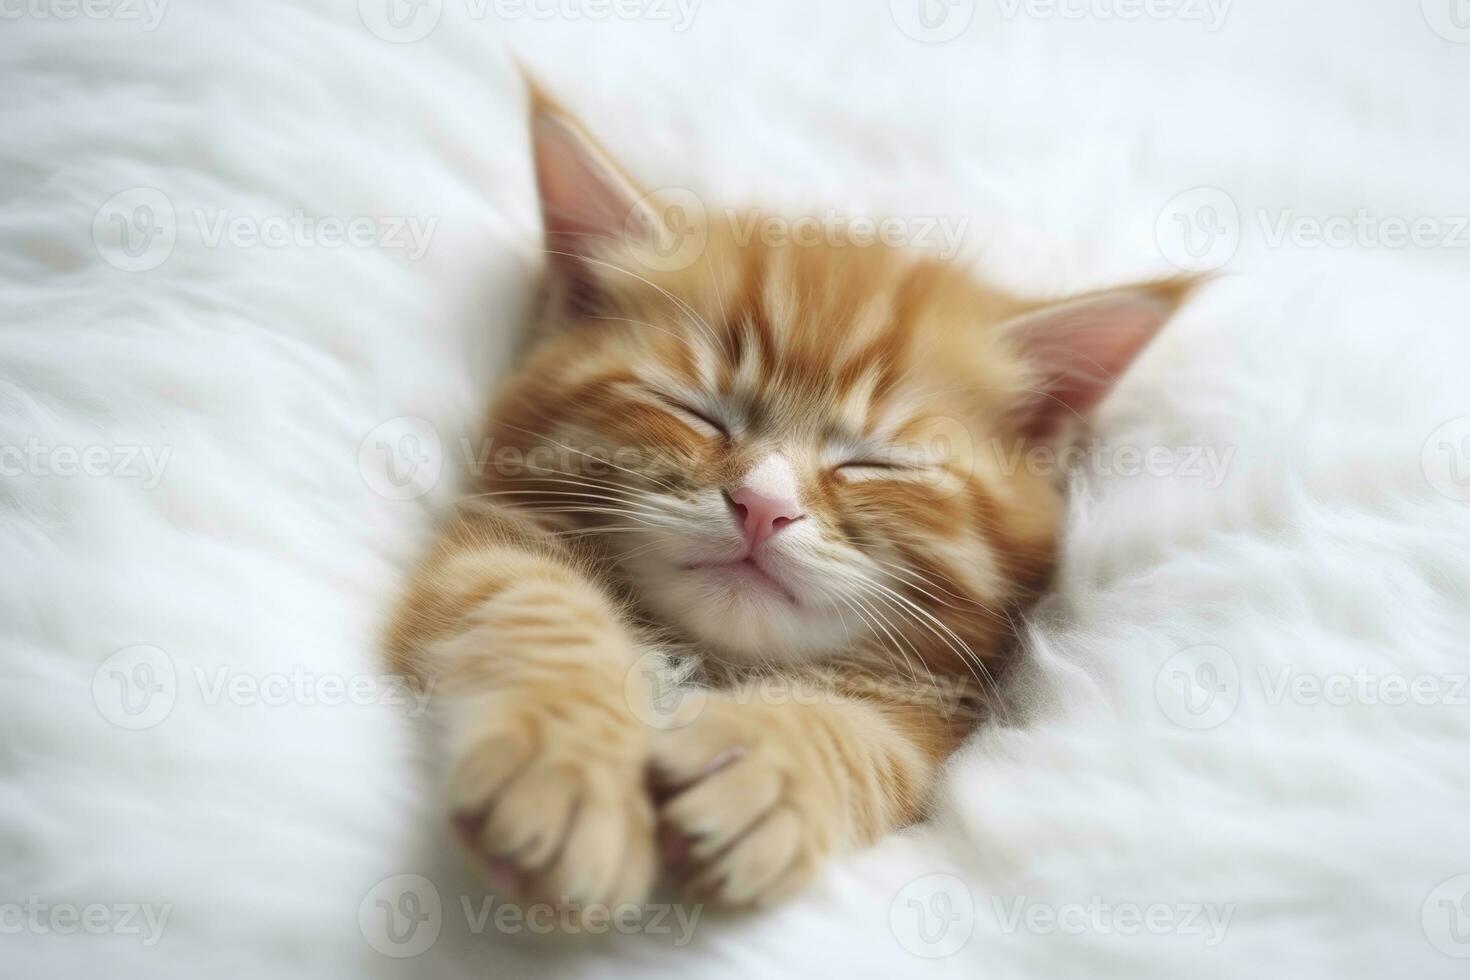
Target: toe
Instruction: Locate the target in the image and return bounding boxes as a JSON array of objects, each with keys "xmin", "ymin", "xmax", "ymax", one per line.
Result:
[
  {"xmin": 536, "ymin": 774, "xmax": 653, "ymax": 905},
  {"xmin": 477, "ymin": 762, "xmax": 581, "ymax": 868},
  {"xmin": 691, "ymin": 808, "xmax": 802, "ymax": 906},
  {"xmin": 659, "ymin": 756, "xmax": 783, "ymax": 862}
]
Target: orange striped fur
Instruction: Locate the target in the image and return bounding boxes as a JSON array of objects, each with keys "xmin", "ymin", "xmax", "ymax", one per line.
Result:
[{"xmin": 387, "ymin": 80, "xmax": 1194, "ymax": 913}]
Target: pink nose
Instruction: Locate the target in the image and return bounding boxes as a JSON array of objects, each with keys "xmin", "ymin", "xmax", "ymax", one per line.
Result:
[{"xmin": 728, "ymin": 487, "xmax": 804, "ymax": 550}]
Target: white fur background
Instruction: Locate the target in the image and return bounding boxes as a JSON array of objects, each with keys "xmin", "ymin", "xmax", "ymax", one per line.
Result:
[{"xmin": 4, "ymin": 1, "xmax": 1470, "ymax": 977}]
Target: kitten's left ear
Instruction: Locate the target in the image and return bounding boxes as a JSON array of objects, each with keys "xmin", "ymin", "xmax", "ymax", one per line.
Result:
[{"xmin": 1001, "ymin": 276, "xmax": 1200, "ymax": 440}]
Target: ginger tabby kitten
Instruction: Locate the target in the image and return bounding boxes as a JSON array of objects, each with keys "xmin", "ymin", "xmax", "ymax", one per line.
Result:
[{"xmin": 388, "ymin": 81, "xmax": 1193, "ymax": 913}]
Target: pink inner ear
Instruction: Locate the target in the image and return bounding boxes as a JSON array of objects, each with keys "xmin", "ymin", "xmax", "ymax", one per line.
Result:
[
  {"xmin": 532, "ymin": 114, "xmax": 644, "ymax": 262},
  {"xmin": 1007, "ymin": 290, "xmax": 1179, "ymax": 439}
]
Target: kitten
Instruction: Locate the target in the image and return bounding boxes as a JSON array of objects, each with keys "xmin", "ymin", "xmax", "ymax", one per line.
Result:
[{"xmin": 388, "ymin": 80, "xmax": 1193, "ymax": 913}]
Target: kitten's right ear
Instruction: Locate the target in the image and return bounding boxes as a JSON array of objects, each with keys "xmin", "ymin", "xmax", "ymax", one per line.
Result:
[{"xmin": 525, "ymin": 75, "xmax": 658, "ymax": 288}]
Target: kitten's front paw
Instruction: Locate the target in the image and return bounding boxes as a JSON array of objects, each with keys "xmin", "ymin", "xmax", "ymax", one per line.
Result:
[
  {"xmin": 448, "ymin": 697, "xmax": 657, "ymax": 912},
  {"xmin": 650, "ymin": 700, "xmax": 840, "ymax": 907}
]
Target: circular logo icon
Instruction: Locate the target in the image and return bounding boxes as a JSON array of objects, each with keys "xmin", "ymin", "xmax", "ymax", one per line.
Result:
[
  {"xmin": 358, "ymin": 0, "xmax": 443, "ymax": 43},
  {"xmin": 92, "ymin": 645, "xmax": 178, "ymax": 730},
  {"xmin": 1154, "ymin": 644, "xmax": 1240, "ymax": 730},
  {"xmin": 1423, "ymin": 873, "xmax": 1470, "ymax": 957},
  {"xmin": 93, "ymin": 187, "xmax": 176, "ymax": 273},
  {"xmin": 624, "ymin": 650, "xmax": 706, "ymax": 730},
  {"xmin": 890, "ymin": 0, "xmax": 976, "ymax": 44},
  {"xmin": 1423, "ymin": 0, "xmax": 1470, "ymax": 43},
  {"xmin": 1155, "ymin": 186, "xmax": 1241, "ymax": 272},
  {"xmin": 890, "ymin": 872, "xmax": 975, "ymax": 958},
  {"xmin": 624, "ymin": 187, "xmax": 709, "ymax": 273},
  {"xmin": 1422, "ymin": 417, "xmax": 1470, "ymax": 502},
  {"xmin": 358, "ymin": 873, "xmax": 442, "ymax": 958},
  {"xmin": 359, "ymin": 416, "xmax": 443, "ymax": 501}
]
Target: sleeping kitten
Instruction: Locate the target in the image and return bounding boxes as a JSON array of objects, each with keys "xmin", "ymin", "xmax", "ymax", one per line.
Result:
[{"xmin": 388, "ymin": 81, "xmax": 1193, "ymax": 913}]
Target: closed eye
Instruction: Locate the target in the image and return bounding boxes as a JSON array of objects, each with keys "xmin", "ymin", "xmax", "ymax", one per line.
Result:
[
  {"xmin": 832, "ymin": 458, "xmax": 921, "ymax": 483},
  {"xmin": 658, "ymin": 396, "xmax": 730, "ymax": 438},
  {"xmin": 835, "ymin": 459, "xmax": 908, "ymax": 472}
]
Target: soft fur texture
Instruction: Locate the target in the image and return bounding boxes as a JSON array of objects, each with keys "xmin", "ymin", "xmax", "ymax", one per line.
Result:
[
  {"xmin": 5, "ymin": 1, "xmax": 1470, "ymax": 977},
  {"xmin": 387, "ymin": 84, "xmax": 1194, "ymax": 912}
]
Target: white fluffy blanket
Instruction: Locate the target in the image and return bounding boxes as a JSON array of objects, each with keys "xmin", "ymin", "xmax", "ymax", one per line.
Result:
[{"xmin": 5, "ymin": 1, "xmax": 1470, "ymax": 976}]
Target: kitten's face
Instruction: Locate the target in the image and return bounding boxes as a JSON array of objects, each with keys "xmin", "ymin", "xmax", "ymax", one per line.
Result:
[
  {"xmin": 487, "ymin": 87, "xmax": 1190, "ymax": 671},
  {"xmin": 489, "ymin": 227, "xmax": 1061, "ymax": 666}
]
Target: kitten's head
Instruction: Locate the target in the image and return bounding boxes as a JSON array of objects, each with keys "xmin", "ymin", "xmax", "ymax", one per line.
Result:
[{"xmin": 485, "ymin": 84, "xmax": 1192, "ymax": 674}]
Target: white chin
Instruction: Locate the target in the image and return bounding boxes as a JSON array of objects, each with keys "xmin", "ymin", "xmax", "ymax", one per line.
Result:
[{"xmin": 633, "ymin": 562, "xmax": 848, "ymax": 665}]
